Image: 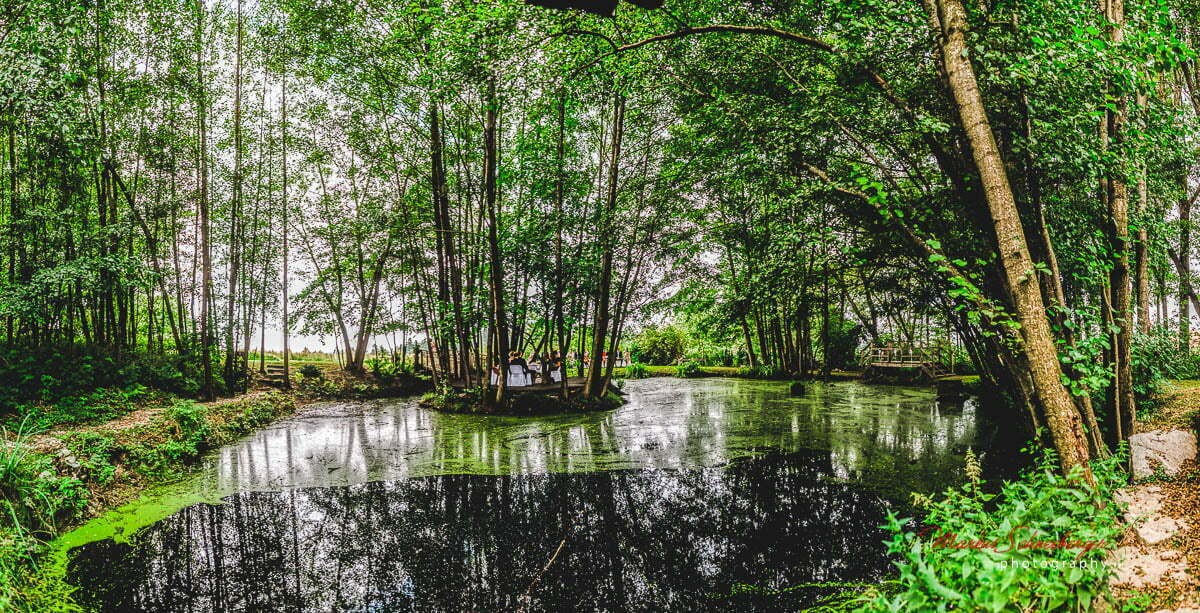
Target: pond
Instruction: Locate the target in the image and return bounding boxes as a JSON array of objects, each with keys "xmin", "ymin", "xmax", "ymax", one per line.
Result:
[{"xmin": 57, "ymin": 378, "xmax": 988, "ymax": 612}]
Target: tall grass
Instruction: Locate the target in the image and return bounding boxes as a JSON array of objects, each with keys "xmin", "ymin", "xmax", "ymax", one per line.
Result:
[{"xmin": 0, "ymin": 416, "xmax": 85, "ymax": 611}]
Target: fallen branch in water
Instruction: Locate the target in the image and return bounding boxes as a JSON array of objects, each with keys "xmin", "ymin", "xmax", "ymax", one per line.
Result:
[{"xmin": 516, "ymin": 526, "xmax": 573, "ymax": 612}]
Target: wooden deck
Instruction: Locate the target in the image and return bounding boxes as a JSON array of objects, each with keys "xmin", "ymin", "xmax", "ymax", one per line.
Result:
[{"xmin": 862, "ymin": 345, "xmax": 949, "ymax": 380}]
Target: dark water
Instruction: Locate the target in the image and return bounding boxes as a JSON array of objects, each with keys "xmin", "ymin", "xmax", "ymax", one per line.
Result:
[{"xmin": 61, "ymin": 379, "xmax": 987, "ymax": 612}]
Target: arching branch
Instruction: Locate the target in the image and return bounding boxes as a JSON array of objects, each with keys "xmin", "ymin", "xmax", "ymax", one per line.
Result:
[{"xmin": 608, "ymin": 24, "xmax": 836, "ymax": 56}]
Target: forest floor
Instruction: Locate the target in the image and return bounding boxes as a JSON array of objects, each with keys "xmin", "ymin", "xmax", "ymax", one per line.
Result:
[
  {"xmin": 1142, "ymin": 380, "xmax": 1200, "ymax": 433},
  {"xmin": 1107, "ymin": 381, "xmax": 1200, "ymax": 612}
]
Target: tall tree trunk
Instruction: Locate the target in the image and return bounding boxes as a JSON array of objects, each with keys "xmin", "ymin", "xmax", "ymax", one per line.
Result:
[
  {"xmin": 1134, "ymin": 100, "xmax": 1151, "ymax": 334},
  {"xmin": 930, "ymin": 0, "xmax": 1093, "ymax": 480},
  {"xmin": 483, "ymin": 79, "xmax": 508, "ymax": 405},
  {"xmin": 1102, "ymin": 0, "xmax": 1135, "ymax": 443},
  {"xmin": 553, "ymin": 94, "xmax": 570, "ymax": 398},
  {"xmin": 196, "ymin": 0, "xmax": 214, "ymax": 400},
  {"xmin": 1180, "ymin": 172, "xmax": 1192, "ymax": 351},
  {"xmin": 223, "ymin": 0, "xmax": 244, "ymax": 391},
  {"xmin": 280, "ymin": 75, "xmax": 291, "ymax": 389},
  {"xmin": 584, "ymin": 94, "xmax": 624, "ymax": 399}
]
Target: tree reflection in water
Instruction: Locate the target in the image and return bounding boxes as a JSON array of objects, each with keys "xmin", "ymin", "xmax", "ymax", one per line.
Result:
[
  {"xmin": 69, "ymin": 452, "xmax": 898, "ymax": 612},
  {"xmin": 65, "ymin": 380, "xmax": 988, "ymax": 611}
]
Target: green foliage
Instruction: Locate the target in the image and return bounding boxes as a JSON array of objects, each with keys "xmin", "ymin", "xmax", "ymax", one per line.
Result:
[
  {"xmin": 60, "ymin": 433, "xmax": 118, "ymax": 485},
  {"xmin": 1060, "ymin": 334, "xmax": 1116, "ymax": 400},
  {"xmin": 13, "ymin": 385, "xmax": 155, "ymax": 431},
  {"xmin": 824, "ymin": 316, "xmax": 863, "ymax": 371},
  {"xmin": 1116, "ymin": 588, "xmax": 1156, "ymax": 612},
  {"xmin": 0, "ymin": 418, "xmax": 87, "ymax": 537},
  {"xmin": 631, "ymin": 326, "xmax": 689, "ymax": 366},
  {"xmin": 753, "ymin": 364, "xmax": 785, "ymax": 379},
  {"xmin": 1131, "ymin": 328, "xmax": 1200, "ymax": 406},
  {"xmin": 422, "ymin": 386, "xmax": 487, "ymax": 413},
  {"xmin": 297, "ymin": 374, "xmax": 344, "ymax": 398},
  {"xmin": 625, "ymin": 362, "xmax": 650, "ymax": 379},
  {"xmin": 366, "ymin": 358, "xmax": 417, "ymax": 382},
  {"xmin": 864, "ymin": 446, "xmax": 1126, "ymax": 612},
  {"xmin": 127, "ymin": 401, "xmax": 212, "ymax": 478},
  {"xmin": 674, "ymin": 361, "xmax": 702, "ymax": 378},
  {"xmin": 166, "ymin": 400, "xmax": 212, "ymax": 442},
  {"xmin": 299, "ymin": 364, "xmax": 323, "ymax": 379},
  {"xmin": 0, "ymin": 348, "xmax": 207, "ymax": 414},
  {"xmin": 0, "ymin": 529, "xmax": 81, "ymax": 613},
  {"xmin": 127, "ymin": 395, "xmax": 292, "ymax": 479}
]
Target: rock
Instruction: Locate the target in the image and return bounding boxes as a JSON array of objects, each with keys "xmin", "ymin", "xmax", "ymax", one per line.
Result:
[
  {"xmin": 1110, "ymin": 546, "xmax": 1190, "ymax": 588},
  {"xmin": 789, "ymin": 382, "xmax": 805, "ymax": 396},
  {"xmin": 1129, "ymin": 429, "xmax": 1198, "ymax": 479},
  {"xmin": 1115, "ymin": 485, "xmax": 1163, "ymax": 523},
  {"xmin": 1136, "ymin": 516, "xmax": 1187, "ymax": 546},
  {"xmin": 1154, "ymin": 609, "xmax": 1200, "ymax": 613}
]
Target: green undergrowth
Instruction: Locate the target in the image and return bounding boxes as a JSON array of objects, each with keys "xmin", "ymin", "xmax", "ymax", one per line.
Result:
[
  {"xmin": 1, "ymin": 392, "xmax": 297, "ymax": 611},
  {"xmin": 420, "ymin": 386, "xmax": 625, "ymax": 415},
  {"xmin": 610, "ymin": 363, "xmax": 857, "ymax": 381},
  {"xmin": 293, "ymin": 367, "xmax": 432, "ymax": 401},
  {"xmin": 860, "ymin": 445, "xmax": 1127, "ymax": 612},
  {"xmin": 5, "ymin": 385, "xmax": 175, "ymax": 433}
]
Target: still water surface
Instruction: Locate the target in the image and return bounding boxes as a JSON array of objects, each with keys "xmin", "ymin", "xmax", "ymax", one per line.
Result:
[{"xmin": 60, "ymin": 378, "xmax": 985, "ymax": 611}]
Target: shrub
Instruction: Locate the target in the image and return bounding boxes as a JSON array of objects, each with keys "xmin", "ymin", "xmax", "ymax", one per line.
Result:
[
  {"xmin": 625, "ymin": 362, "xmax": 650, "ymax": 379},
  {"xmin": 863, "ymin": 445, "xmax": 1126, "ymax": 612},
  {"xmin": 824, "ymin": 315, "xmax": 864, "ymax": 371},
  {"xmin": 630, "ymin": 326, "xmax": 688, "ymax": 365},
  {"xmin": 13, "ymin": 385, "xmax": 156, "ymax": 431},
  {"xmin": 752, "ymin": 364, "xmax": 784, "ymax": 379},
  {"xmin": 297, "ymin": 374, "xmax": 341, "ymax": 398},
  {"xmin": 674, "ymin": 361, "xmax": 702, "ymax": 378},
  {"xmin": 0, "ymin": 417, "xmax": 86, "ymax": 536},
  {"xmin": 299, "ymin": 364, "xmax": 323, "ymax": 378},
  {"xmin": 1131, "ymin": 327, "xmax": 1200, "ymax": 408},
  {"xmin": 0, "ymin": 346, "xmax": 211, "ymax": 414},
  {"xmin": 166, "ymin": 400, "xmax": 211, "ymax": 443},
  {"xmin": 61, "ymin": 432, "xmax": 118, "ymax": 485}
]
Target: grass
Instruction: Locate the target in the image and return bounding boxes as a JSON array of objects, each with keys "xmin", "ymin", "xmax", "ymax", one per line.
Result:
[{"xmin": 0, "ymin": 392, "xmax": 299, "ymax": 610}]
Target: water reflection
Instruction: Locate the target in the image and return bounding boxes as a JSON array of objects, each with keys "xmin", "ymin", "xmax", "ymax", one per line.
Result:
[
  {"xmin": 199, "ymin": 379, "xmax": 978, "ymax": 499},
  {"xmin": 63, "ymin": 379, "xmax": 986, "ymax": 611},
  {"xmin": 69, "ymin": 453, "xmax": 898, "ymax": 612}
]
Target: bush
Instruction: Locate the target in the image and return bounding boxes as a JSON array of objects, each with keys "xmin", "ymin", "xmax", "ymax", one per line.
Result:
[
  {"xmin": 0, "ymin": 346, "xmax": 211, "ymax": 413},
  {"xmin": 128, "ymin": 400, "xmax": 212, "ymax": 477},
  {"xmin": 630, "ymin": 326, "xmax": 688, "ymax": 365},
  {"xmin": 863, "ymin": 446, "xmax": 1126, "ymax": 612},
  {"xmin": 12, "ymin": 385, "xmax": 158, "ymax": 431},
  {"xmin": 625, "ymin": 362, "xmax": 650, "ymax": 379},
  {"xmin": 753, "ymin": 364, "xmax": 784, "ymax": 379},
  {"xmin": 674, "ymin": 361, "xmax": 702, "ymax": 378},
  {"xmin": 0, "ymin": 417, "xmax": 86, "ymax": 537},
  {"xmin": 1132, "ymin": 327, "xmax": 1200, "ymax": 405},
  {"xmin": 61, "ymin": 432, "xmax": 118, "ymax": 485},
  {"xmin": 824, "ymin": 315, "xmax": 863, "ymax": 371},
  {"xmin": 731, "ymin": 364, "xmax": 783, "ymax": 379},
  {"xmin": 299, "ymin": 364, "xmax": 323, "ymax": 378}
]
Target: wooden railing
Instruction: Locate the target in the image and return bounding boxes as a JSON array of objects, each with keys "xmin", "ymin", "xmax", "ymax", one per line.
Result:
[{"xmin": 861, "ymin": 344, "xmax": 950, "ymax": 379}]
